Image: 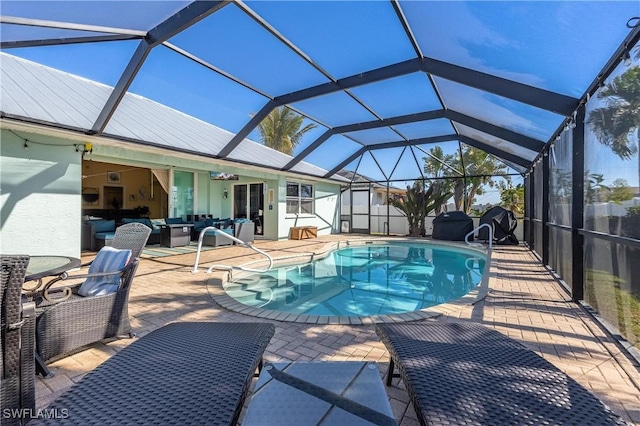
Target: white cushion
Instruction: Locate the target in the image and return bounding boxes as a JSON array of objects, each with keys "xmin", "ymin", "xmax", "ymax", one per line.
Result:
[{"xmin": 78, "ymin": 247, "xmax": 132, "ymax": 297}]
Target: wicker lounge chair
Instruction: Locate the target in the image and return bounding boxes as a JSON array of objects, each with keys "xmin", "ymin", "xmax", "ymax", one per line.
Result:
[
  {"xmin": 1, "ymin": 255, "xmax": 36, "ymax": 426},
  {"xmin": 30, "ymin": 322, "xmax": 275, "ymax": 425},
  {"xmin": 376, "ymin": 322, "xmax": 627, "ymax": 426}
]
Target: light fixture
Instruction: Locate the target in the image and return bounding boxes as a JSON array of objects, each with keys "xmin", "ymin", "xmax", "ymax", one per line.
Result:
[
  {"xmin": 223, "ymin": 189, "xmax": 228, "ymax": 199},
  {"xmin": 622, "ymin": 49, "xmax": 632, "ymax": 67},
  {"xmin": 23, "ymin": 140, "xmax": 29, "ymax": 150},
  {"xmin": 75, "ymin": 142, "xmax": 93, "ymax": 158}
]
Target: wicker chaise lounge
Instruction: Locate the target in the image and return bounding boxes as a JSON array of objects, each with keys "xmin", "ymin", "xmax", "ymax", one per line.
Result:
[
  {"xmin": 376, "ymin": 322, "xmax": 627, "ymax": 426},
  {"xmin": 30, "ymin": 322, "xmax": 275, "ymax": 425}
]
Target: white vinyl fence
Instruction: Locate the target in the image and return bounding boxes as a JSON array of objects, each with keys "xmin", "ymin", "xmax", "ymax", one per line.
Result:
[{"xmin": 348, "ymin": 204, "xmax": 525, "ymax": 241}]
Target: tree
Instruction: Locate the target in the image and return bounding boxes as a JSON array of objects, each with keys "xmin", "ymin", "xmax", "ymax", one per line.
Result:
[
  {"xmin": 422, "ymin": 146, "xmax": 508, "ymax": 214},
  {"xmin": 457, "ymin": 147, "xmax": 508, "ymax": 213},
  {"xmin": 388, "ymin": 182, "xmax": 452, "ymax": 237},
  {"xmin": 585, "ymin": 173, "xmax": 608, "ymax": 204},
  {"xmin": 422, "ymin": 147, "xmax": 459, "ymax": 214},
  {"xmin": 606, "ymin": 178, "xmax": 634, "ymax": 203},
  {"xmin": 587, "ymin": 66, "xmax": 640, "ymax": 188},
  {"xmin": 587, "ymin": 67, "xmax": 640, "ymax": 160},
  {"xmin": 256, "ymin": 106, "xmax": 316, "ymax": 155},
  {"xmin": 498, "ymin": 182, "xmax": 524, "ymax": 215}
]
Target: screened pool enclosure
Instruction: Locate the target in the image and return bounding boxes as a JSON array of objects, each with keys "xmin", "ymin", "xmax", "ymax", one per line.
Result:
[{"xmin": 1, "ymin": 2, "xmax": 639, "ymax": 346}]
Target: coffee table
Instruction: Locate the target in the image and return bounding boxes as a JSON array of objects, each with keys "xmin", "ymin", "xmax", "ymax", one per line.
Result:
[
  {"xmin": 243, "ymin": 361, "xmax": 396, "ymax": 426},
  {"xmin": 160, "ymin": 223, "xmax": 194, "ymax": 247}
]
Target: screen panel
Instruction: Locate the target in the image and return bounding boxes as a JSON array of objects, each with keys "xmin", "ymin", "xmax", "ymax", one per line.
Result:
[
  {"xmin": 168, "ymin": 4, "xmax": 329, "ymax": 97},
  {"xmin": 400, "ymin": 0, "xmax": 637, "ymax": 97}
]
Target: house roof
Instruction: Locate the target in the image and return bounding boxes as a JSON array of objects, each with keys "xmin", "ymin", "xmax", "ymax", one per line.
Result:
[
  {"xmin": 1, "ymin": 52, "xmax": 341, "ymax": 181},
  {"xmin": 1, "ymin": 1, "xmax": 638, "ymax": 183}
]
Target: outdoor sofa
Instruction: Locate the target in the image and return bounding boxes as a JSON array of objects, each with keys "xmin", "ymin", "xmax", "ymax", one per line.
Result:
[
  {"xmin": 376, "ymin": 321, "xmax": 627, "ymax": 426},
  {"xmin": 82, "ymin": 217, "xmax": 187, "ymax": 250},
  {"xmin": 29, "ymin": 322, "xmax": 275, "ymax": 425}
]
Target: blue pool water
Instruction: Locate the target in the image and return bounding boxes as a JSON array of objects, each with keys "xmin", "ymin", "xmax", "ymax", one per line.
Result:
[{"xmin": 225, "ymin": 243, "xmax": 486, "ymax": 317}]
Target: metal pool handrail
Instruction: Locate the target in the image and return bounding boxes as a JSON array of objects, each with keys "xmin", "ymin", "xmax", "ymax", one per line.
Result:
[
  {"xmin": 192, "ymin": 226, "xmax": 274, "ymax": 273},
  {"xmin": 465, "ymin": 223, "xmax": 493, "ymax": 250}
]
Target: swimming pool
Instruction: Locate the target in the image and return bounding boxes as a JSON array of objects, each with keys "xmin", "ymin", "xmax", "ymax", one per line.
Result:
[{"xmin": 223, "ymin": 242, "xmax": 487, "ymax": 318}]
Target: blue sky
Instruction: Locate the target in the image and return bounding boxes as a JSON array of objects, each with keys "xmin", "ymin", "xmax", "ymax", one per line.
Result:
[{"xmin": 2, "ymin": 1, "xmax": 638, "ymax": 193}]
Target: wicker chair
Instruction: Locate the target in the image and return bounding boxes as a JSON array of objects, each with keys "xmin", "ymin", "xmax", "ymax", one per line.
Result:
[
  {"xmin": 1, "ymin": 255, "xmax": 36, "ymax": 426},
  {"xmin": 32, "ymin": 222, "xmax": 149, "ymax": 376},
  {"xmin": 111, "ymin": 222, "xmax": 152, "ymax": 258},
  {"xmin": 34, "ymin": 258, "xmax": 140, "ymax": 374}
]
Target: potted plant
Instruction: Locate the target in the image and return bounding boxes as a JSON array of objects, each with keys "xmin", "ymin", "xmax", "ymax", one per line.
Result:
[{"xmin": 389, "ymin": 182, "xmax": 452, "ymax": 237}]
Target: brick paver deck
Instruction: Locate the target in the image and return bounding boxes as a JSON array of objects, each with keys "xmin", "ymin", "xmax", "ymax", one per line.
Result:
[{"xmin": 35, "ymin": 236, "xmax": 640, "ymax": 425}]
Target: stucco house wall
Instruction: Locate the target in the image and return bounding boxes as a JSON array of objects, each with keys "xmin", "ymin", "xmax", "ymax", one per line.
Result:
[
  {"xmin": 1, "ymin": 129, "xmax": 81, "ymax": 258},
  {"xmin": 1, "ymin": 123, "xmax": 343, "ymax": 254},
  {"xmin": 279, "ymin": 175, "xmax": 341, "ymax": 240}
]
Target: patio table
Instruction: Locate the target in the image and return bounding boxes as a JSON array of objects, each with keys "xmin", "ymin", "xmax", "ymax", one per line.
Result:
[
  {"xmin": 160, "ymin": 223, "xmax": 194, "ymax": 247},
  {"xmin": 23, "ymin": 255, "xmax": 81, "ymax": 292}
]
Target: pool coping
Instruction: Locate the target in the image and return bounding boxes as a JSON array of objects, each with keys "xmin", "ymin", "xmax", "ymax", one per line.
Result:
[{"xmin": 206, "ymin": 237, "xmax": 493, "ymax": 324}]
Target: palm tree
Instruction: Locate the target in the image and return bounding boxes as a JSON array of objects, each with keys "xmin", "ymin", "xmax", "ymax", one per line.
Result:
[
  {"xmin": 587, "ymin": 67, "xmax": 640, "ymax": 160},
  {"xmin": 423, "ymin": 146, "xmax": 507, "ymax": 214},
  {"xmin": 456, "ymin": 147, "xmax": 508, "ymax": 213},
  {"xmin": 256, "ymin": 106, "xmax": 317, "ymax": 155},
  {"xmin": 587, "ymin": 66, "xmax": 640, "ymax": 187}
]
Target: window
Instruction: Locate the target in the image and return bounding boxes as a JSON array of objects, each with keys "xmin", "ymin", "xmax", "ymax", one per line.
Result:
[{"xmin": 287, "ymin": 182, "xmax": 314, "ymax": 215}]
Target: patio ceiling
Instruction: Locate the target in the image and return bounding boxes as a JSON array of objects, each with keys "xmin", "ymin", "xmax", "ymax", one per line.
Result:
[{"xmin": 1, "ymin": 1, "xmax": 639, "ymax": 182}]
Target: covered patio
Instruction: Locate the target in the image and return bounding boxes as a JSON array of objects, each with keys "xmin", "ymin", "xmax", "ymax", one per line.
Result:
[
  {"xmin": 1, "ymin": 1, "xmax": 640, "ymax": 424},
  {"xmin": 34, "ymin": 236, "xmax": 640, "ymax": 425}
]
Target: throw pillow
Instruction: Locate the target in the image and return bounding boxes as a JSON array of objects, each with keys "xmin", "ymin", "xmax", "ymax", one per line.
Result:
[
  {"xmin": 78, "ymin": 247, "xmax": 132, "ymax": 297},
  {"xmin": 150, "ymin": 218, "xmax": 166, "ymax": 230}
]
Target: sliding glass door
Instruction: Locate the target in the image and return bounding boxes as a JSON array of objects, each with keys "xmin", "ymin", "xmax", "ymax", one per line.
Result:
[
  {"xmin": 233, "ymin": 183, "xmax": 264, "ymax": 236},
  {"xmin": 171, "ymin": 171, "xmax": 194, "ymax": 220}
]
